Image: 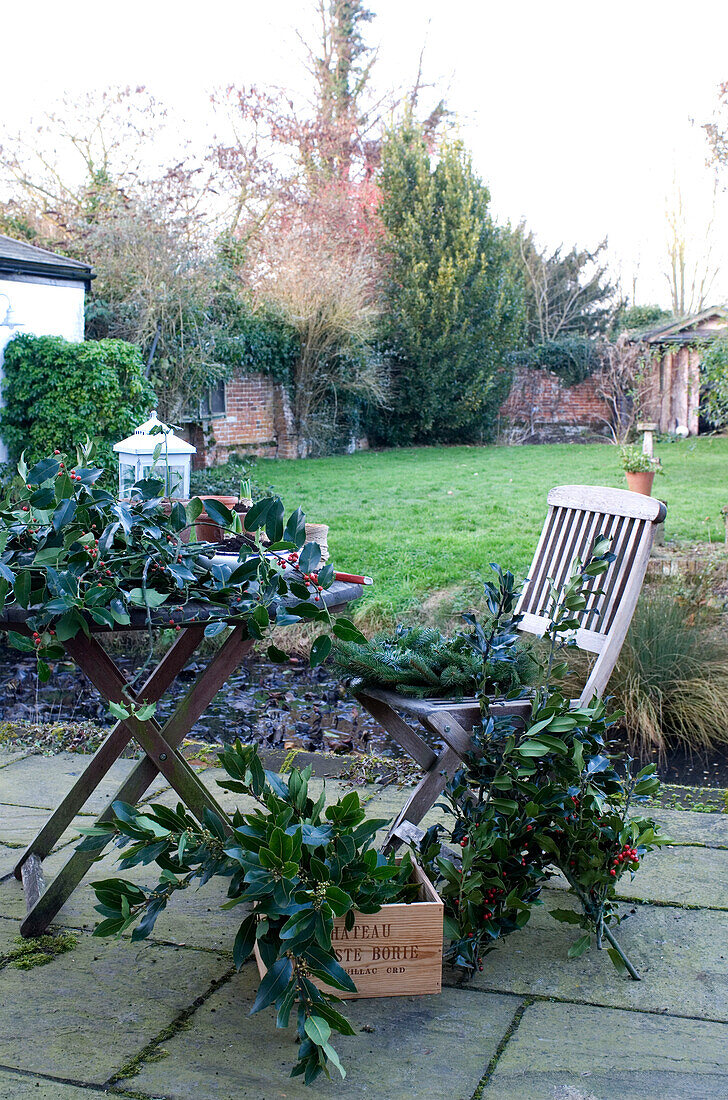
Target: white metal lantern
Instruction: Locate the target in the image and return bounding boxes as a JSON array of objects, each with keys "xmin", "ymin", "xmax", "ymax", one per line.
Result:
[{"xmin": 113, "ymin": 412, "xmax": 196, "ymax": 500}]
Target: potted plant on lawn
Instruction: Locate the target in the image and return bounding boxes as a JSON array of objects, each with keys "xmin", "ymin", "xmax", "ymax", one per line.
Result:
[
  {"xmin": 80, "ymin": 742, "xmax": 444, "ymax": 1085},
  {"xmin": 620, "ymin": 445, "xmax": 663, "ymax": 496}
]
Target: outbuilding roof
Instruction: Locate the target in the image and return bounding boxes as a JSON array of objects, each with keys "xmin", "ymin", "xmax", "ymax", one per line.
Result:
[
  {"xmin": 627, "ymin": 306, "xmax": 728, "ymax": 345},
  {"xmin": 0, "ymin": 234, "xmax": 92, "ymax": 284}
]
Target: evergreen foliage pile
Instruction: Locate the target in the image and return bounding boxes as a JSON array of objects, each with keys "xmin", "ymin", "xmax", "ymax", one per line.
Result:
[{"xmin": 333, "ymin": 624, "xmax": 533, "ymax": 698}]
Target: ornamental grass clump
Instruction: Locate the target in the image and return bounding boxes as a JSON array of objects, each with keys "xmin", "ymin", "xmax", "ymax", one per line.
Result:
[
  {"xmin": 606, "ymin": 588, "xmax": 728, "ymax": 756},
  {"xmin": 81, "ymin": 744, "xmax": 418, "ymax": 1085}
]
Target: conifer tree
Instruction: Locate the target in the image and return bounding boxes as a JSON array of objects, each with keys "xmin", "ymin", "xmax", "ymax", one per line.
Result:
[{"xmin": 371, "ymin": 116, "xmax": 524, "ymax": 444}]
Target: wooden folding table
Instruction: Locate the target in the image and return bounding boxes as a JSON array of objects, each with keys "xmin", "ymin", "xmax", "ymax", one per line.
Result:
[{"xmin": 7, "ymin": 581, "xmax": 361, "ymax": 938}]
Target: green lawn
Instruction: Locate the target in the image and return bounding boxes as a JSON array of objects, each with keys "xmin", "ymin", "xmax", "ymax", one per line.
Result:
[{"xmin": 259, "ymin": 437, "xmax": 728, "ymax": 625}]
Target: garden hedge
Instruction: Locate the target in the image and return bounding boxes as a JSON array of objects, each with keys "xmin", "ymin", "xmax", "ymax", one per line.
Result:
[{"xmin": 0, "ymin": 334, "xmax": 154, "ymax": 468}]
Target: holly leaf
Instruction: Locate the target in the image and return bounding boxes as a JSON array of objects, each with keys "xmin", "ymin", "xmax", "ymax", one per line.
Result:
[
  {"xmin": 310, "ymin": 634, "xmax": 332, "ymax": 667},
  {"xmin": 567, "ymin": 933, "xmax": 591, "ymax": 959}
]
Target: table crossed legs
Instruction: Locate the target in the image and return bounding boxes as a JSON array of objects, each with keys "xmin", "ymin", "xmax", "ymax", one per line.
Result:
[{"xmin": 14, "ymin": 623, "xmax": 253, "ymax": 937}]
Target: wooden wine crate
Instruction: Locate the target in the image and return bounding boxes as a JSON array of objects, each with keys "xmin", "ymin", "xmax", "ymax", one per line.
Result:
[{"xmin": 254, "ymin": 861, "xmax": 443, "ymax": 999}]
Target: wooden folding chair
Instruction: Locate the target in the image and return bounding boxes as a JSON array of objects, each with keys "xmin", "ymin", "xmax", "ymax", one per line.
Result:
[{"xmin": 355, "ymin": 486, "xmax": 667, "ymax": 850}]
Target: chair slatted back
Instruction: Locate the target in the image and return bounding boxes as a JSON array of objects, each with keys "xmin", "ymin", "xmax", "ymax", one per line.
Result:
[{"xmin": 515, "ymin": 486, "xmax": 666, "ymax": 704}]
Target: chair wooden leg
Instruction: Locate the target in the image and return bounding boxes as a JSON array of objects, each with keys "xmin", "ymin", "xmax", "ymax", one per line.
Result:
[{"xmin": 384, "ymin": 746, "xmax": 462, "ymax": 852}]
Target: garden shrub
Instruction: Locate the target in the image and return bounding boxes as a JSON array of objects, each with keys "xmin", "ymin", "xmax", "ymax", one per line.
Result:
[
  {"xmin": 614, "ymin": 304, "xmax": 671, "ymax": 336},
  {"xmin": 189, "ymin": 454, "xmax": 264, "ymax": 499},
  {"xmin": 210, "ymin": 299, "xmax": 298, "ymax": 387},
  {"xmin": 0, "ymin": 334, "xmax": 154, "ymax": 470},
  {"xmin": 371, "ymin": 116, "xmax": 523, "ymax": 445},
  {"xmin": 700, "ymin": 335, "xmax": 728, "ymax": 429}
]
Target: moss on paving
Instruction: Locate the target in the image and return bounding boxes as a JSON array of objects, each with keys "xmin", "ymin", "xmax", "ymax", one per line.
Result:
[
  {"xmin": 2, "ymin": 932, "xmax": 77, "ymax": 970},
  {"xmin": 108, "ymin": 969, "xmax": 234, "ymax": 1086}
]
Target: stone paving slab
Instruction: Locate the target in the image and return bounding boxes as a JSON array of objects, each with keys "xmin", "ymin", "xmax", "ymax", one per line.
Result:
[
  {"xmin": 0, "ymin": 753, "xmax": 30, "ymax": 770},
  {"xmin": 1, "ymin": 757, "xmax": 727, "ymax": 1099},
  {"xmin": 0, "ymin": 753, "xmax": 165, "ymax": 813},
  {"xmin": 461, "ymin": 889, "xmax": 728, "ymax": 1022},
  {"xmin": 0, "ymin": 1069, "xmax": 109, "ymax": 1099},
  {"xmin": 483, "ymin": 1000, "xmax": 728, "ymax": 1099},
  {"xmin": 0, "ymin": 814, "xmax": 252, "ymax": 954},
  {"xmin": 0, "ymin": 807, "xmax": 90, "ymax": 867},
  {"xmin": 652, "ymin": 807, "xmax": 728, "ymax": 847},
  {"xmin": 131, "ymin": 960, "xmax": 522, "ymax": 1100},
  {"xmin": 0, "ymin": 854, "xmax": 242, "ymax": 954},
  {"xmin": 545, "ymin": 844, "xmax": 728, "ymax": 910},
  {"xmin": 613, "ymin": 844, "xmax": 728, "ymax": 909},
  {"xmin": 0, "ymin": 917, "xmax": 21, "ymax": 956},
  {"xmin": 0, "ymin": 916, "xmax": 230, "ymax": 1085},
  {"xmin": 0, "ymin": 849, "xmax": 20, "ymax": 881}
]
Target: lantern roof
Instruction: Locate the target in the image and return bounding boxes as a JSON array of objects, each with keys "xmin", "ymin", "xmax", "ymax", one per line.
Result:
[{"xmin": 113, "ymin": 411, "xmax": 196, "ymax": 456}]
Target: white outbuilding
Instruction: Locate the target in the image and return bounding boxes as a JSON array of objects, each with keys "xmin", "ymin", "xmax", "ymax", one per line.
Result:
[{"xmin": 0, "ymin": 234, "xmax": 93, "ymax": 460}]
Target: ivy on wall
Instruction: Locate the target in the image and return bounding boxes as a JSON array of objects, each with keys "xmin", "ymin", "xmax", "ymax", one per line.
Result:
[{"xmin": 508, "ymin": 337, "xmax": 604, "ymax": 388}]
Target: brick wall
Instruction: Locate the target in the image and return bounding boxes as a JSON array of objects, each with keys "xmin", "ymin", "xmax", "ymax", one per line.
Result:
[
  {"xmin": 191, "ymin": 373, "xmax": 299, "ymax": 467},
  {"xmin": 500, "ymin": 367, "xmax": 613, "ymax": 436}
]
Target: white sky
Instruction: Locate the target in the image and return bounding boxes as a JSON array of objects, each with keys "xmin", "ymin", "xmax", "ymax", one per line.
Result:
[{"xmin": 3, "ymin": 0, "xmax": 728, "ymax": 307}]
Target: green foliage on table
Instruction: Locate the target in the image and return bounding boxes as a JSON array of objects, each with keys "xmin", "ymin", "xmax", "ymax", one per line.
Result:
[
  {"xmin": 414, "ymin": 540, "xmax": 666, "ymax": 979},
  {"xmin": 334, "ymin": 623, "xmax": 535, "ymax": 698},
  {"xmin": 0, "ymin": 334, "xmax": 154, "ymax": 470},
  {"xmin": 0, "ymin": 439, "xmax": 360, "ymax": 685},
  {"xmin": 370, "ymin": 113, "xmax": 523, "ymax": 445},
  {"xmin": 80, "ymin": 743, "xmax": 418, "ymax": 1085}
]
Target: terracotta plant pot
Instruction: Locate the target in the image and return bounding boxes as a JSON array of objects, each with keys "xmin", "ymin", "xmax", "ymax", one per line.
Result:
[
  {"xmin": 625, "ymin": 471, "xmax": 655, "ymax": 496},
  {"xmin": 194, "ymin": 495, "xmax": 239, "ymax": 542}
]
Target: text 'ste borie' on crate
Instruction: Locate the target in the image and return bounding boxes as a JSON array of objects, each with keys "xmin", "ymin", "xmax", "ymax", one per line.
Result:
[{"xmin": 255, "ymin": 861, "xmax": 443, "ymax": 999}]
